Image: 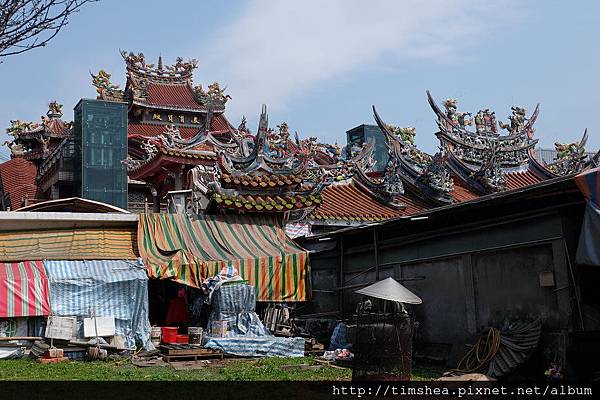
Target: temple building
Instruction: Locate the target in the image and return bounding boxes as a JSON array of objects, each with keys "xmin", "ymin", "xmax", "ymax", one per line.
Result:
[
  {"xmin": 303, "ymin": 91, "xmax": 599, "ymax": 231},
  {"xmin": 1, "ymin": 52, "xmax": 598, "ymax": 235},
  {"xmin": 0, "ymin": 102, "xmax": 73, "ymax": 209}
]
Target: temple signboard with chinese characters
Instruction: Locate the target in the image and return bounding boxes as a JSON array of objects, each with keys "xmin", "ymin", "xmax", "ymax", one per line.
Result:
[{"xmin": 146, "ymin": 112, "xmax": 202, "ymax": 125}]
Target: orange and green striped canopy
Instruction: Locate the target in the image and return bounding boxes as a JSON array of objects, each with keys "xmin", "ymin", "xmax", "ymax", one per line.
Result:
[
  {"xmin": 0, "ymin": 227, "xmax": 138, "ymax": 262},
  {"xmin": 138, "ymin": 213, "xmax": 311, "ymax": 302}
]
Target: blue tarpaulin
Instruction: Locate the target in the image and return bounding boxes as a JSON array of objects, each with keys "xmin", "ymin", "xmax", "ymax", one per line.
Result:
[
  {"xmin": 576, "ymin": 168, "xmax": 600, "ymax": 266},
  {"xmin": 43, "ymin": 259, "xmax": 153, "ymax": 350},
  {"xmin": 204, "ymin": 284, "xmax": 304, "ymax": 357}
]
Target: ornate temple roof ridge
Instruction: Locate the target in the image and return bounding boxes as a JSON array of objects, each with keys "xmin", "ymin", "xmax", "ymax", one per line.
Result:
[
  {"xmin": 426, "ymin": 90, "xmax": 543, "ymax": 193},
  {"xmin": 536, "ymin": 128, "xmax": 600, "ymax": 176},
  {"xmin": 371, "ymin": 105, "xmax": 454, "ymax": 204},
  {"xmin": 4, "ymin": 101, "xmax": 72, "ymax": 160},
  {"xmin": 121, "ymin": 50, "xmax": 198, "ymax": 83},
  {"xmin": 92, "ymin": 51, "xmax": 230, "ymax": 112},
  {"xmin": 427, "ymin": 90, "xmax": 539, "ymax": 161}
]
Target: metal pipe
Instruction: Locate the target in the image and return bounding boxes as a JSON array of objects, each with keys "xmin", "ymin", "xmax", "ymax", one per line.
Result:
[
  {"xmin": 373, "ymin": 236, "xmax": 564, "ymax": 268},
  {"xmin": 339, "ymin": 202, "xmax": 582, "ymax": 257},
  {"xmin": 344, "ymin": 265, "xmax": 376, "ymax": 285}
]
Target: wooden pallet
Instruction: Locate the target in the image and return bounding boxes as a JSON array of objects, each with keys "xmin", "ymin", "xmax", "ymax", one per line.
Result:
[
  {"xmin": 160, "ymin": 344, "xmax": 210, "ymax": 356},
  {"xmin": 160, "ymin": 344, "xmax": 223, "ymax": 363},
  {"xmin": 162, "ymin": 351, "xmax": 223, "ymax": 363}
]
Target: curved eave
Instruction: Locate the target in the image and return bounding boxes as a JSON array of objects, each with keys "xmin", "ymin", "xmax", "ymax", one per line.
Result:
[
  {"xmin": 445, "ymin": 152, "xmax": 489, "ymax": 195},
  {"xmin": 131, "ymin": 99, "xmax": 223, "ymax": 113},
  {"xmin": 221, "ymin": 154, "xmax": 308, "ymax": 177},
  {"xmin": 528, "ymin": 151, "xmax": 560, "ymax": 180},
  {"xmin": 394, "ymin": 150, "xmax": 455, "ymax": 205},
  {"xmin": 213, "ymin": 192, "xmax": 322, "ymax": 212},
  {"xmin": 128, "ymin": 151, "xmax": 216, "ymax": 180},
  {"xmin": 221, "ymin": 173, "xmax": 303, "ymax": 190}
]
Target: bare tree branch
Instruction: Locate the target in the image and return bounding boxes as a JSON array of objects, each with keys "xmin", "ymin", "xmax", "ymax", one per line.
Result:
[{"xmin": 0, "ymin": 0, "xmax": 97, "ymax": 59}]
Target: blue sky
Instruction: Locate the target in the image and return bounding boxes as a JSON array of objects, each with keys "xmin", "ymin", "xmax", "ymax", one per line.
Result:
[{"xmin": 1, "ymin": 0, "xmax": 599, "ymax": 161}]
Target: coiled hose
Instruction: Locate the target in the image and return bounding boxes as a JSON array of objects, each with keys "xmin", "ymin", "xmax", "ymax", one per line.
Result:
[{"xmin": 453, "ymin": 327, "xmax": 501, "ymax": 373}]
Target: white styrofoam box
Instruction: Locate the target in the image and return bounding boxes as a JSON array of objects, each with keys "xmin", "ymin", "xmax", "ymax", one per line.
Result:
[{"xmin": 83, "ymin": 316, "xmax": 116, "ymax": 338}]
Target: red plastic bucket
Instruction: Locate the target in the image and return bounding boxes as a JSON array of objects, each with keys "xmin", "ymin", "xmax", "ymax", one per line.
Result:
[
  {"xmin": 176, "ymin": 334, "xmax": 188, "ymax": 344},
  {"xmin": 161, "ymin": 327, "xmax": 178, "ymax": 343}
]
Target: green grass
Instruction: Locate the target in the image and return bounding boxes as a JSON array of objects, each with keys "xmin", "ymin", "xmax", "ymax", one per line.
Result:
[
  {"xmin": 0, "ymin": 357, "xmax": 348, "ymax": 381},
  {"xmin": 0, "ymin": 357, "xmax": 441, "ymax": 381}
]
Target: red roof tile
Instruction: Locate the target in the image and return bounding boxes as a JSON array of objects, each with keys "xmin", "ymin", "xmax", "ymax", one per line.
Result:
[
  {"xmin": 44, "ymin": 118, "xmax": 70, "ymax": 135},
  {"xmin": 128, "ymin": 123, "xmax": 200, "ymax": 139},
  {"xmin": 0, "ymin": 158, "xmax": 38, "ymax": 210},
  {"xmin": 311, "ymin": 167, "xmax": 548, "ymax": 223},
  {"xmin": 452, "ymin": 178, "xmax": 479, "ymax": 202},
  {"xmin": 144, "ymin": 83, "xmax": 203, "ymax": 110},
  {"xmin": 211, "ymin": 114, "xmax": 233, "ymax": 131},
  {"xmin": 312, "ymin": 181, "xmax": 403, "ymax": 221},
  {"xmin": 505, "ymin": 170, "xmax": 543, "ymax": 190},
  {"xmin": 396, "ymin": 192, "xmax": 432, "ymax": 215}
]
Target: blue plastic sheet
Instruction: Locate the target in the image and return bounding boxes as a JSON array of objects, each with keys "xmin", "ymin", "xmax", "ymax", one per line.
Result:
[
  {"xmin": 43, "ymin": 259, "xmax": 153, "ymax": 350},
  {"xmin": 204, "ymin": 284, "xmax": 304, "ymax": 357}
]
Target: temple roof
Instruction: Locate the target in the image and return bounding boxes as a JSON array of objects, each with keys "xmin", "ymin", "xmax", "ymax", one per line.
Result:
[
  {"xmin": 92, "ymin": 51, "xmax": 230, "ymax": 114},
  {"xmin": 311, "ymin": 180, "xmax": 403, "ymax": 222},
  {"xmin": 128, "ymin": 115, "xmax": 233, "ymax": 141},
  {"xmin": 138, "ymin": 83, "xmax": 205, "ymax": 111},
  {"xmin": 305, "ymin": 93, "xmax": 597, "ymax": 225},
  {"xmin": 0, "ymin": 157, "xmax": 38, "ymax": 209},
  {"xmin": 4, "ymin": 64, "xmax": 597, "ymax": 222},
  {"xmin": 505, "ymin": 169, "xmax": 544, "ymax": 190},
  {"xmin": 3, "ymin": 101, "xmax": 72, "ymax": 161},
  {"xmin": 129, "ymin": 123, "xmax": 200, "ymax": 139}
]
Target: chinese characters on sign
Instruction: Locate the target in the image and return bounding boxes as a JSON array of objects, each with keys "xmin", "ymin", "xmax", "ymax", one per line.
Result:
[{"xmin": 151, "ymin": 113, "xmax": 201, "ymax": 124}]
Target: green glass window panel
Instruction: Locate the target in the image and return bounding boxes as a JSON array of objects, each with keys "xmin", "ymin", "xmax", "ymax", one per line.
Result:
[
  {"xmin": 346, "ymin": 125, "xmax": 390, "ymax": 172},
  {"xmin": 73, "ymin": 99, "xmax": 128, "ymax": 209}
]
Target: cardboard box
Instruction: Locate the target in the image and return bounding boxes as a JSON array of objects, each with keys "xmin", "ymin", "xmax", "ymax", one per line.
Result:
[{"xmin": 210, "ymin": 320, "xmax": 228, "ymax": 337}]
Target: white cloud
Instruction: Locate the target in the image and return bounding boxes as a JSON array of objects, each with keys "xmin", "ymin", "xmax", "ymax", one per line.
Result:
[{"xmin": 199, "ymin": 0, "xmax": 522, "ymax": 121}]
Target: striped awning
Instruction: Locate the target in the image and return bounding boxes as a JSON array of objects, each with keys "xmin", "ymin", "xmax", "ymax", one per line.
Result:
[
  {"xmin": 138, "ymin": 213, "xmax": 310, "ymax": 301},
  {"xmin": 0, "ymin": 227, "xmax": 138, "ymax": 262},
  {"xmin": 0, "ymin": 261, "xmax": 50, "ymax": 318}
]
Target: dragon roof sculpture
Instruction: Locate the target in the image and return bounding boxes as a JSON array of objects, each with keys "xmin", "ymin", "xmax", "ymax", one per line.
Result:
[
  {"xmin": 542, "ymin": 129, "xmax": 600, "ymax": 176},
  {"xmin": 4, "ymin": 101, "xmax": 72, "ymax": 161},
  {"xmin": 372, "ymin": 105, "xmax": 454, "ymax": 204},
  {"xmin": 427, "ymin": 90, "xmax": 539, "ymax": 193}
]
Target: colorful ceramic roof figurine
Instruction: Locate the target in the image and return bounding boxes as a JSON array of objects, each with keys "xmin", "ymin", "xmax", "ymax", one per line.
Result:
[
  {"xmin": 3, "ymin": 101, "xmax": 72, "ymax": 162},
  {"xmin": 305, "ymin": 91, "xmax": 599, "ymax": 228}
]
